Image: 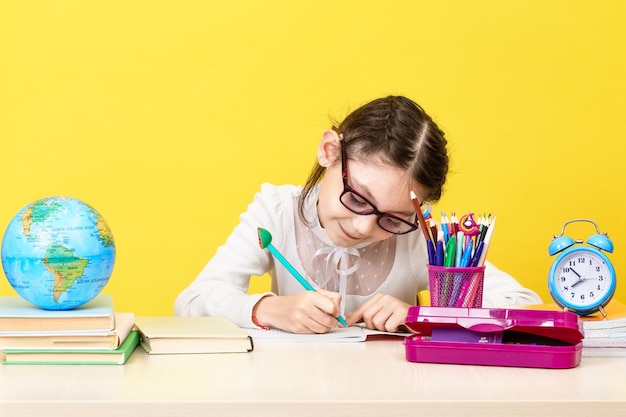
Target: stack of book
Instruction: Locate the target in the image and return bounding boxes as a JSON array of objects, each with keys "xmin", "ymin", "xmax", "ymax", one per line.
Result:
[
  {"xmin": 581, "ymin": 299, "xmax": 626, "ymax": 357},
  {"xmin": 0, "ymin": 294, "xmax": 138, "ymax": 364}
]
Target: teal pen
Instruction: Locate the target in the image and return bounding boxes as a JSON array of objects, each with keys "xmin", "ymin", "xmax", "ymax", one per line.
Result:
[{"xmin": 257, "ymin": 228, "xmax": 348, "ymax": 326}]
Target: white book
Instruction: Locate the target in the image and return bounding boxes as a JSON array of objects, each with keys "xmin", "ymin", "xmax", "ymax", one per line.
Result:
[
  {"xmin": 583, "ymin": 335, "xmax": 626, "ymax": 348},
  {"xmin": 584, "ymin": 329, "xmax": 626, "ymax": 338},
  {"xmin": 581, "ymin": 299, "xmax": 626, "ymax": 331},
  {"xmin": 582, "ymin": 346, "xmax": 626, "ymax": 358}
]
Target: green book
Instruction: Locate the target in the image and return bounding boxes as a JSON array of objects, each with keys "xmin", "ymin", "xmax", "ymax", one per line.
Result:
[{"xmin": 2, "ymin": 330, "xmax": 140, "ymax": 365}]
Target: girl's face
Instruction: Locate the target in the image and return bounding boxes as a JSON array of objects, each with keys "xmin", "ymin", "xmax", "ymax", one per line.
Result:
[{"xmin": 317, "ymin": 153, "xmax": 423, "ymax": 247}]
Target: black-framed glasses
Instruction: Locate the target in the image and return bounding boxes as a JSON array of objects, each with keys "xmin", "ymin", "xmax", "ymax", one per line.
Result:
[{"xmin": 339, "ymin": 145, "xmax": 419, "ymax": 235}]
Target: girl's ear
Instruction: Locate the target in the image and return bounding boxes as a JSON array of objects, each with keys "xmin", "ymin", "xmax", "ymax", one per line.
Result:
[{"xmin": 317, "ymin": 130, "xmax": 342, "ymax": 167}]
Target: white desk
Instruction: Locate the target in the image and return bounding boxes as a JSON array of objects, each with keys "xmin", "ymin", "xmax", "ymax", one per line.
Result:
[{"xmin": 1, "ymin": 338, "xmax": 625, "ymax": 417}]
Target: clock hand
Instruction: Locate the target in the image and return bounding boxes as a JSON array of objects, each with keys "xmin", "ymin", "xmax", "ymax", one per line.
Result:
[{"xmin": 569, "ymin": 268, "xmax": 585, "ymax": 287}]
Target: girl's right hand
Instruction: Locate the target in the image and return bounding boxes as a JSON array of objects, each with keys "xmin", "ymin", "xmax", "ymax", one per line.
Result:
[{"xmin": 251, "ymin": 289, "xmax": 343, "ymax": 334}]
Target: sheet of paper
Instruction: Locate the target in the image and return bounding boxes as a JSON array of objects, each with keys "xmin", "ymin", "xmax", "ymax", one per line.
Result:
[
  {"xmin": 245, "ymin": 326, "xmax": 366, "ymax": 343},
  {"xmin": 245, "ymin": 325, "xmax": 409, "ymax": 343}
]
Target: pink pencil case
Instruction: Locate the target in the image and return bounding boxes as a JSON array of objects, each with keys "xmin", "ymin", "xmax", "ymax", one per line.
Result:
[{"xmin": 404, "ymin": 306, "xmax": 584, "ymax": 369}]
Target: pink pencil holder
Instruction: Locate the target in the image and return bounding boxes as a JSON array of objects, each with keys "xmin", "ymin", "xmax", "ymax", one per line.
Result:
[{"xmin": 428, "ymin": 265, "xmax": 485, "ymax": 308}]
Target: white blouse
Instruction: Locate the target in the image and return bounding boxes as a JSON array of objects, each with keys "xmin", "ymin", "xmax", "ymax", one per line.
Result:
[{"xmin": 174, "ymin": 183, "xmax": 542, "ymax": 328}]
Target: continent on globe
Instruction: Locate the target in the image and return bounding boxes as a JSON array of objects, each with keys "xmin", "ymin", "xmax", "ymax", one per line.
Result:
[
  {"xmin": 42, "ymin": 243, "xmax": 89, "ymax": 302},
  {"xmin": 21, "ymin": 198, "xmax": 63, "ymax": 238},
  {"xmin": 1, "ymin": 196, "xmax": 116, "ymax": 310},
  {"xmin": 95, "ymin": 216, "xmax": 115, "ymax": 247}
]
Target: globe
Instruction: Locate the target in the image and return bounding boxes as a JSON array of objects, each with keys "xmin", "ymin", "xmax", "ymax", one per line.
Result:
[{"xmin": 1, "ymin": 196, "xmax": 116, "ymax": 310}]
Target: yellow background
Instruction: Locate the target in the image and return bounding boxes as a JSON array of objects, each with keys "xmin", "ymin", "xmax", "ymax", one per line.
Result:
[{"xmin": 1, "ymin": 1, "xmax": 625, "ymax": 315}]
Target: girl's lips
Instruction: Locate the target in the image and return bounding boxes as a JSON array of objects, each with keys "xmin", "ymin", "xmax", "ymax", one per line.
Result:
[{"xmin": 339, "ymin": 224, "xmax": 360, "ymax": 241}]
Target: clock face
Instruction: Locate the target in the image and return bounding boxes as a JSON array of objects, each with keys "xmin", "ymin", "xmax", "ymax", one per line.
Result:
[{"xmin": 549, "ymin": 247, "xmax": 616, "ymax": 314}]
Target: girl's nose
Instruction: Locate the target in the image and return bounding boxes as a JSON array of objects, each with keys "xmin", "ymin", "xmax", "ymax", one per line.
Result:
[{"xmin": 352, "ymin": 214, "xmax": 379, "ymax": 236}]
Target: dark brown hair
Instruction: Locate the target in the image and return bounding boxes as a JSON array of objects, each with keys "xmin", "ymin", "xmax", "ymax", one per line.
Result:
[{"xmin": 298, "ymin": 95, "xmax": 449, "ymax": 224}]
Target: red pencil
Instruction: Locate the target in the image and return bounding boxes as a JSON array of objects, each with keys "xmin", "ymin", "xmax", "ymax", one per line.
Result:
[{"xmin": 410, "ymin": 191, "xmax": 436, "ymax": 265}]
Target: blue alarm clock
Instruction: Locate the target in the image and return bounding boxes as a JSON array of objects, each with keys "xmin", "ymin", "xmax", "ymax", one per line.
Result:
[{"xmin": 548, "ymin": 219, "xmax": 616, "ymax": 316}]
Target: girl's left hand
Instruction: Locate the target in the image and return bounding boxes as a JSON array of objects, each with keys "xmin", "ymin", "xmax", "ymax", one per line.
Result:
[{"xmin": 345, "ymin": 293, "xmax": 410, "ymax": 332}]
